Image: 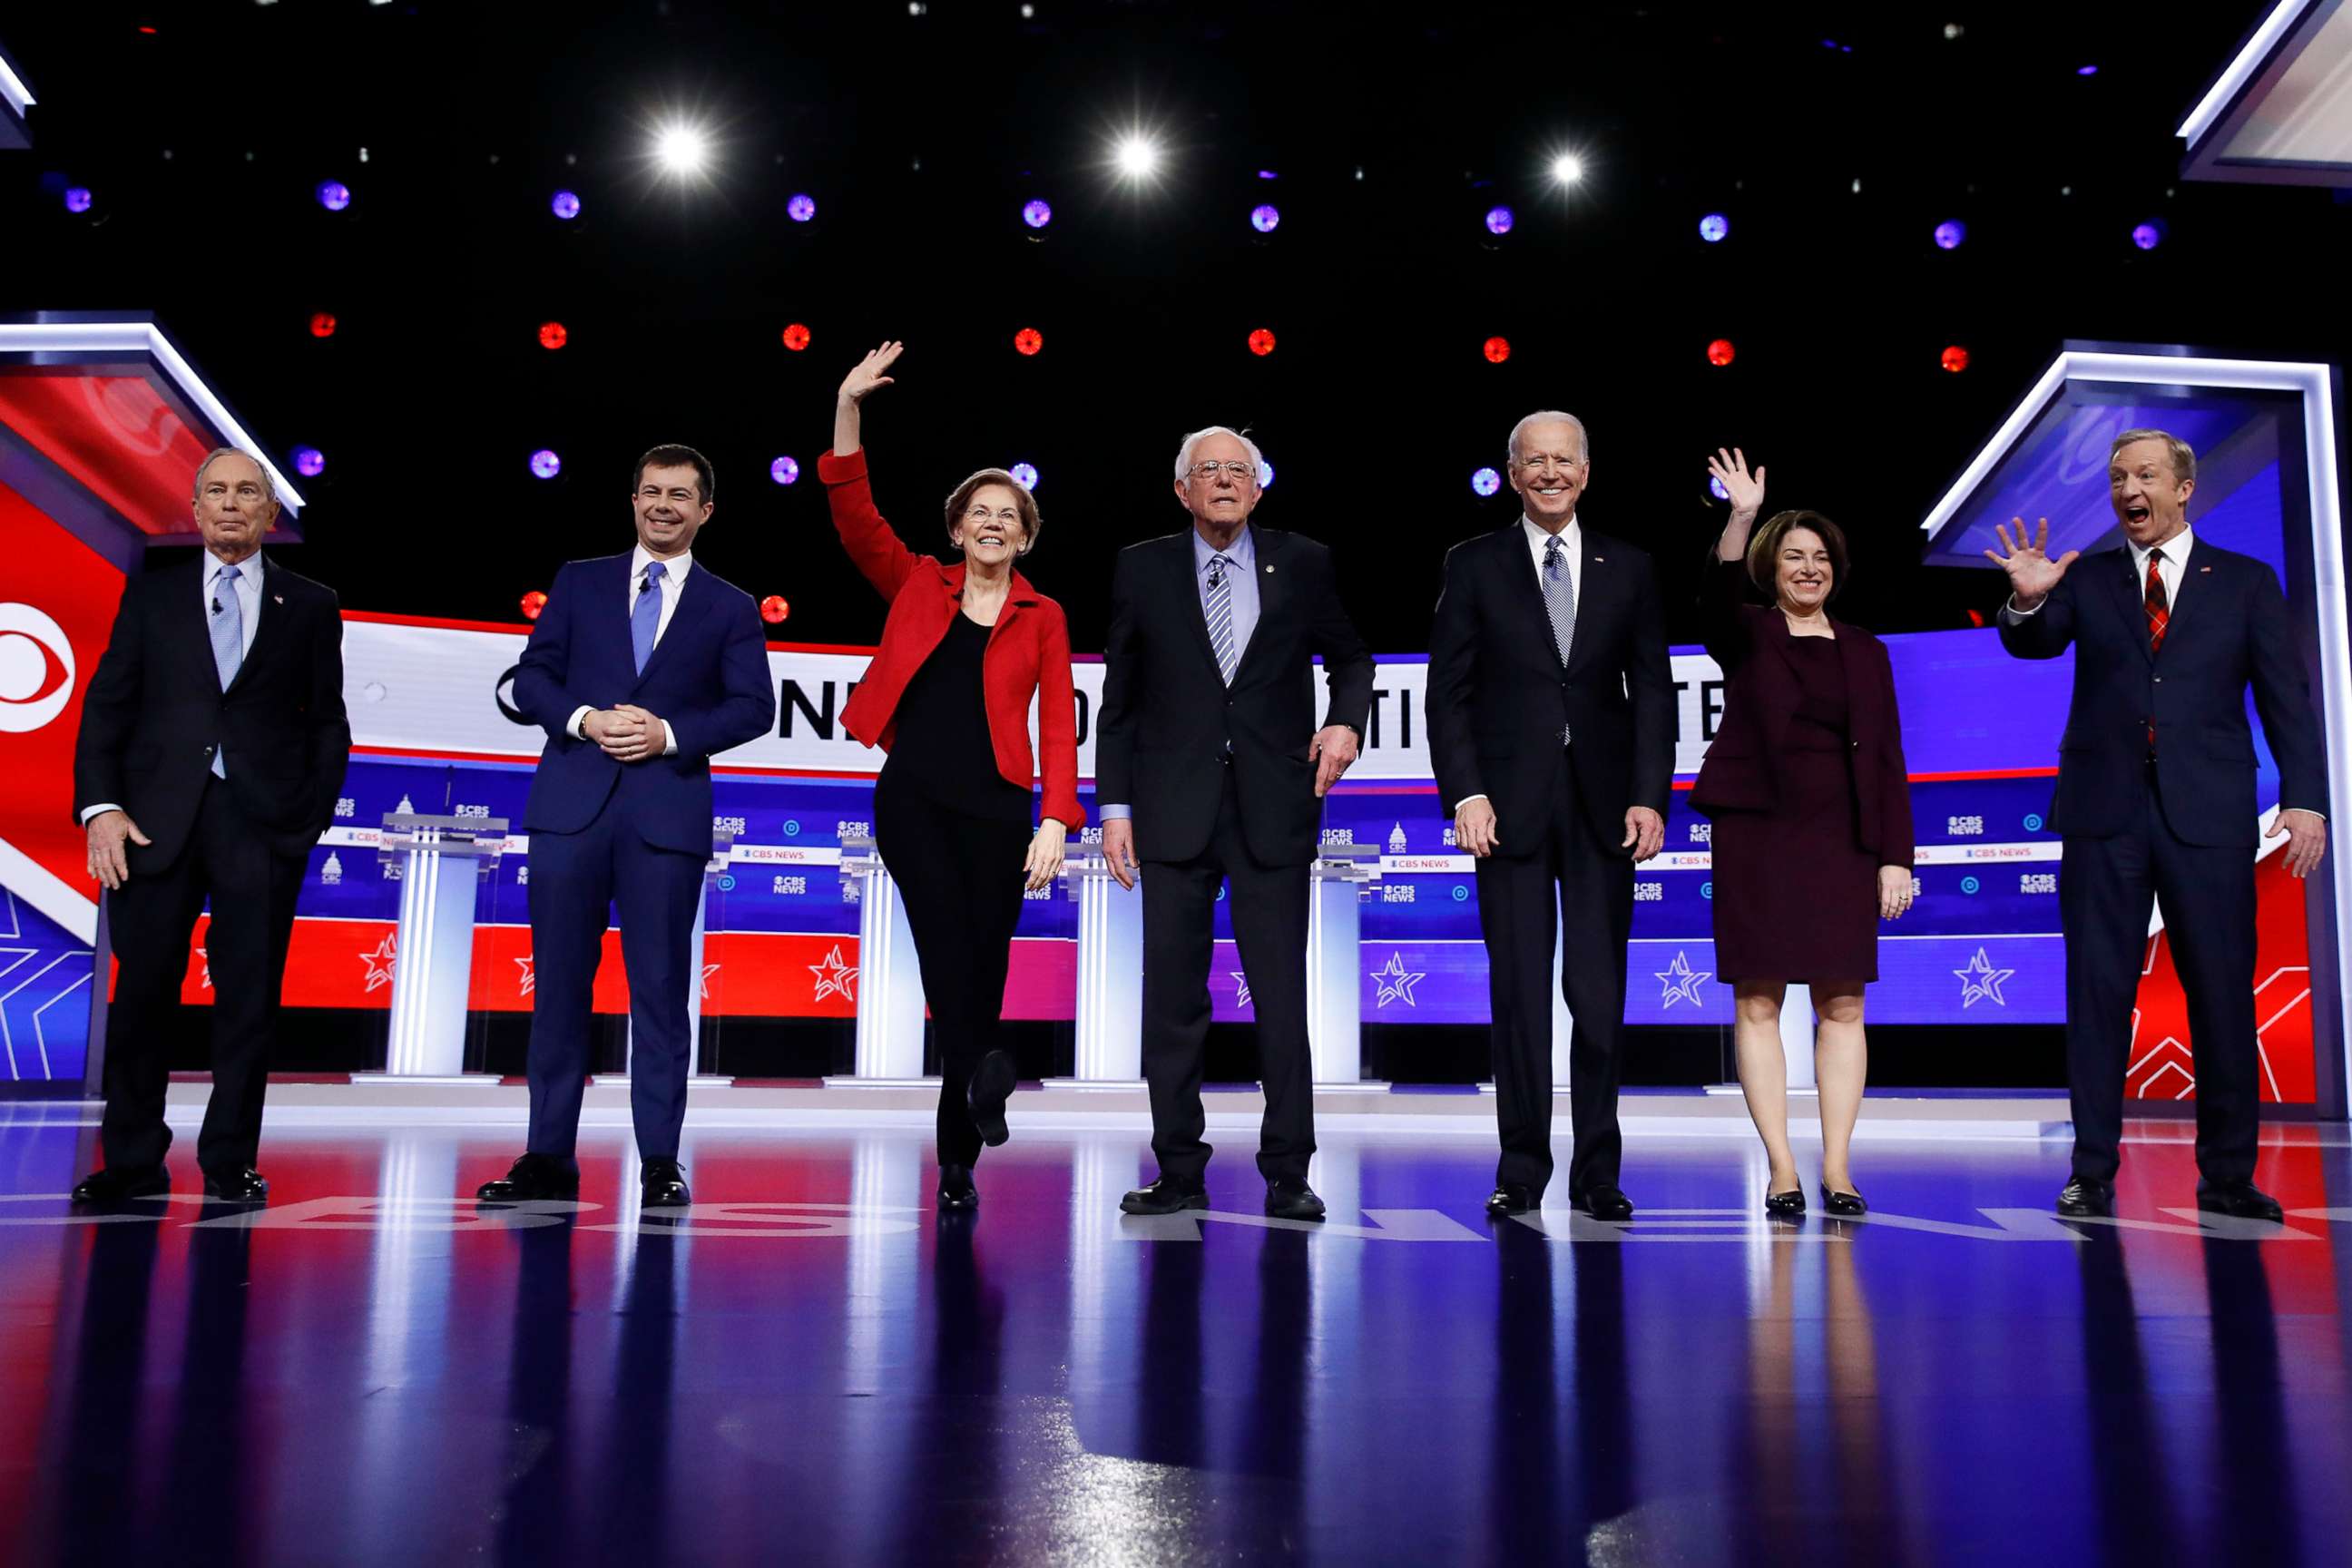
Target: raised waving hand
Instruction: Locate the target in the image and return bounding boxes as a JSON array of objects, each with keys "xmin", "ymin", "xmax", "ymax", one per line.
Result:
[
  {"xmin": 1984, "ymin": 517, "xmax": 2078, "ymax": 610},
  {"xmin": 833, "ymin": 340, "xmax": 905, "ymax": 456}
]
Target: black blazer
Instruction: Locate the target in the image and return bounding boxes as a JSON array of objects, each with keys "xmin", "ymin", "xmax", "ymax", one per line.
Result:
[
  {"xmin": 73, "ymin": 554, "xmax": 352, "ymax": 867},
  {"xmin": 1426, "ymin": 522, "xmax": 1674, "ymax": 857},
  {"xmin": 1688, "ymin": 561, "xmax": 1915, "ymax": 868},
  {"xmin": 1997, "ymin": 541, "xmax": 2328, "ymax": 846},
  {"xmin": 1096, "ymin": 526, "xmax": 1374, "ymax": 867}
]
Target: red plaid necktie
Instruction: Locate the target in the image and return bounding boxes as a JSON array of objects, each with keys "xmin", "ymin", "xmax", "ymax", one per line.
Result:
[{"xmin": 2144, "ymin": 549, "xmax": 2169, "ymax": 755}]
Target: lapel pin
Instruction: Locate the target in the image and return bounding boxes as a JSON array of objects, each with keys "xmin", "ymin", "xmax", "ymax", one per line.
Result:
[
  {"xmin": 2199, "ymin": 565, "xmax": 2212, "ymax": 573},
  {"xmin": 272, "ymin": 593, "xmax": 284, "ymax": 603},
  {"xmin": 1265, "ymin": 564, "xmax": 1276, "ymax": 573}
]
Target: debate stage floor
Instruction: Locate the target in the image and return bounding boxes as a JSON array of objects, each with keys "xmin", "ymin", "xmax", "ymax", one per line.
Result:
[{"xmin": 3, "ymin": 1112, "xmax": 2350, "ymax": 1567}]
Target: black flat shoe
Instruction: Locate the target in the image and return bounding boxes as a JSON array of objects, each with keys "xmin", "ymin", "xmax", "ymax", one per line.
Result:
[
  {"xmin": 1576, "ymin": 1184, "xmax": 1634, "ymax": 1221},
  {"xmin": 1764, "ymin": 1186, "xmax": 1806, "ymax": 1219},
  {"xmin": 202, "ymin": 1167, "xmax": 270, "ymax": 1203},
  {"xmin": 70, "ymin": 1166, "xmax": 170, "ymax": 1205},
  {"xmin": 1486, "ymin": 1183, "xmax": 1538, "ymax": 1216},
  {"xmin": 641, "ymin": 1158, "xmax": 691, "ymax": 1209},
  {"xmin": 938, "ymin": 1163, "xmax": 978, "ymax": 1211},
  {"xmin": 1819, "ymin": 1184, "xmax": 1867, "ymax": 1217},
  {"xmin": 966, "ymin": 1050, "xmax": 1016, "ymax": 1149},
  {"xmin": 2196, "ymin": 1180, "xmax": 2284, "ymax": 1222},
  {"xmin": 1121, "ymin": 1175, "xmax": 1208, "ymax": 1215},
  {"xmin": 1264, "ymin": 1177, "xmax": 1325, "ymax": 1221},
  {"xmin": 2056, "ymin": 1177, "xmax": 2115, "ymax": 1218},
  {"xmin": 476, "ymin": 1152, "xmax": 581, "ymax": 1202}
]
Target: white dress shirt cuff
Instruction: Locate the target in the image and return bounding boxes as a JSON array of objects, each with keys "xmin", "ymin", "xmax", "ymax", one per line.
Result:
[
  {"xmin": 80, "ymin": 803, "xmax": 123, "ymax": 825},
  {"xmin": 566, "ymin": 705, "xmax": 593, "ymax": 740},
  {"xmin": 1997, "ymin": 594, "xmax": 2043, "ymax": 623},
  {"xmin": 1098, "ymin": 805, "xmax": 1132, "ymax": 820},
  {"xmin": 2282, "ymin": 807, "xmax": 2328, "ymax": 824},
  {"xmin": 661, "ymin": 720, "xmax": 678, "ymax": 757},
  {"xmin": 1453, "ymin": 794, "xmax": 1490, "ymax": 814}
]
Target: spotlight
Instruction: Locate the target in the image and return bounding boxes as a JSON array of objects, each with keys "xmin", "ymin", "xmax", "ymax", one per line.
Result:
[
  {"xmin": 1022, "ymin": 198, "xmax": 1053, "ymax": 229},
  {"xmin": 780, "ymin": 322, "xmax": 812, "ymax": 351},
  {"xmin": 1248, "ymin": 328, "xmax": 1277, "ymax": 357},
  {"xmin": 309, "ymin": 311, "xmax": 338, "ymax": 338},
  {"xmin": 1550, "ymin": 152, "xmax": 1584, "ymax": 185},
  {"xmin": 654, "ymin": 124, "xmax": 710, "ymax": 176},
  {"xmin": 760, "ymin": 595, "xmax": 790, "ymax": 624},
  {"xmin": 521, "ymin": 590, "xmax": 548, "ymax": 621},
  {"xmin": 1485, "ymin": 205, "xmax": 1514, "ymax": 235},
  {"xmin": 2131, "ymin": 220, "xmax": 2164, "ymax": 250},
  {"xmin": 1706, "ymin": 338, "xmax": 1736, "ymax": 367},
  {"xmin": 1941, "ymin": 345, "xmax": 1970, "ymax": 372},
  {"xmin": 1112, "ymin": 133, "xmax": 1161, "ymax": 180},
  {"xmin": 770, "ymin": 456, "xmax": 800, "ymax": 485},
  {"xmin": 1934, "ymin": 220, "xmax": 1966, "ymax": 250},
  {"xmin": 1471, "ymin": 466, "xmax": 1502, "ymax": 496},
  {"xmin": 2076, "ymin": 64, "xmax": 2099, "ymax": 76},
  {"xmin": 551, "ymin": 190, "xmax": 581, "ymax": 220},
  {"xmin": 538, "ymin": 320, "xmax": 568, "ymax": 350},
  {"xmin": 1250, "ymin": 203, "xmax": 1280, "ymax": 233},
  {"xmin": 787, "ymin": 192, "xmax": 817, "ymax": 222},
  {"xmin": 1698, "ymin": 212, "xmax": 1728, "ymax": 242},
  {"xmin": 315, "ymin": 180, "xmax": 352, "ymax": 211},
  {"xmin": 1709, "ymin": 475, "xmax": 1730, "ymax": 502},
  {"xmin": 64, "ymin": 187, "xmax": 93, "ymax": 213},
  {"xmin": 1483, "ymin": 336, "xmax": 1511, "ymax": 364},
  {"xmin": 1010, "ymin": 463, "xmax": 1039, "ymax": 491},
  {"xmin": 530, "ymin": 449, "xmax": 562, "ymax": 479},
  {"xmin": 1256, "ymin": 460, "xmax": 1274, "ymax": 489},
  {"xmin": 1014, "ymin": 328, "xmax": 1044, "ymax": 356},
  {"xmin": 292, "ymin": 445, "xmax": 325, "ymax": 477}
]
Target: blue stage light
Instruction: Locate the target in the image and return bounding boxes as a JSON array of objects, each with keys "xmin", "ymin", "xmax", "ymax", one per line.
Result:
[
  {"xmin": 1698, "ymin": 212, "xmax": 1728, "ymax": 242},
  {"xmin": 770, "ymin": 456, "xmax": 800, "ymax": 485},
  {"xmin": 1022, "ymin": 199, "xmax": 1052, "ymax": 229},
  {"xmin": 316, "ymin": 181, "xmax": 351, "ymax": 211},
  {"xmin": 1485, "ymin": 205, "xmax": 1514, "ymax": 235},
  {"xmin": 1251, "ymin": 203, "xmax": 1280, "ymax": 233},
  {"xmin": 1472, "ymin": 466, "xmax": 1502, "ymax": 496},
  {"xmin": 292, "ymin": 446, "xmax": 326, "ymax": 477},
  {"xmin": 1010, "ymin": 463, "xmax": 1039, "ymax": 491},
  {"xmin": 2132, "ymin": 220, "xmax": 2164, "ymax": 250},
  {"xmin": 530, "ymin": 450, "xmax": 562, "ymax": 480},
  {"xmin": 1709, "ymin": 475, "xmax": 1730, "ymax": 501},
  {"xmin": 787, "ymin": 193, "xmax": 817, "ymax": 222},
  {"xmin": 64, "ymin": 187, "xmax": 92, "ymax": 213},
  {"xmin": 2077, "ymin": 64, "xmax": 2100, "ymax": 75},
  {"xmin": 551, "ymin": 190, "xmax": 581, "ymax": 220},
  {"xmin": 1935, "ymin": 220, "xmax": 1966, "ymax": 250},
  {"xmin": 1257, "ymin": 460, "xmax": 1274, "ymax": 488}
]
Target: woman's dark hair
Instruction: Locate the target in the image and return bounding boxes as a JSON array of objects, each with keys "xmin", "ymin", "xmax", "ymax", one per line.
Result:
[
  {"xmin": 632, "ymin": 443, "xmax": 715, "ymax": 504},
  {"xmin": 1745, "ymin": 508, "xmax": 1849, "ymax": 603},
  {"xmin": 943, "ymin": 468, "xmax": 1043, "ymax": 554}
]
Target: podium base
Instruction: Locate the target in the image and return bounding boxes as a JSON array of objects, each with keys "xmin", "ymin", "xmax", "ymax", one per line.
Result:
[
  {"xmin": 1039, "ymin": 1077, "xmax": 1148, "ymax": 1092},
  {"xmin": 1475, "ymin": 1082, "xmax": 1578, "ymax": 1095},
  {"xmin": 1312, "ymin": 1080, "xmax": 1394, "ymax": 1093},
  {"xmin": 1704, "ymin": 1083, "xmax": 1818, "ymax": 1098},
  {"xmin": 820, "ymin": 1075, "xmax": 944, "ymax": 1089},
  {"xmin": 348, "ymin": 1073, "xmax": 501, "ymax": 1088},
  {"xmin": 591, "ymin": 1075, "xmax": 739, "ymax": 1087}
]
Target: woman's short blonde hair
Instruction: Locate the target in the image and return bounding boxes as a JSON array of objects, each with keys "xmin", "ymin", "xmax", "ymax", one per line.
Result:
[
  {"xmin": 1745, "ymin": 509, "xmax": 1850, "ymax": 602},
  {"xmin": 943, "ymin": 469, "xmax": 1043, "ymax": 554}
]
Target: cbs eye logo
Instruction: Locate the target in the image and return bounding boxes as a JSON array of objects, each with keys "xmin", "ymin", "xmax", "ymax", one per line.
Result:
[{"xmin": 0, "ymin": 604, "xmax": 77, "ymax": 733}]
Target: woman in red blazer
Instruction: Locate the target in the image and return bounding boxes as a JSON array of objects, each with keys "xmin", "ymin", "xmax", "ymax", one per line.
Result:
[
  {"xmin": 818, "ymin": 341, "xmax": 1083, "ymax": 1211},
  {"xmin": 1690, "ymin": 450, "xmax": 1916, "ymax": 1220}
]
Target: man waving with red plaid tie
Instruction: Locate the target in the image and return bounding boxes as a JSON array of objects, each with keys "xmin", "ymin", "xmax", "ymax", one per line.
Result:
[{"xmin": 1990, "ymin": 428, "xmax": 2328, "ymax": 1221}]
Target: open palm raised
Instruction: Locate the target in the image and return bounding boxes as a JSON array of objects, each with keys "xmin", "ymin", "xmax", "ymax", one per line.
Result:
[
  {"xmin": 1984, "ymin": 517, "xmax": 2080, "ymax": 608},
  {"xmin": 838, "ymin": 340, "xmax": 905, "ymax": 406}
]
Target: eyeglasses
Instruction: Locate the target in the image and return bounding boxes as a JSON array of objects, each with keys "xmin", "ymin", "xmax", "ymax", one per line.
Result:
[
  {"xmin": 1187, "ymin": 460, "xmax": 1258, "ymax": 481},
  {"xmin": 1510, "ymin": 454, "xmax": 1584, "ymax": 474}
]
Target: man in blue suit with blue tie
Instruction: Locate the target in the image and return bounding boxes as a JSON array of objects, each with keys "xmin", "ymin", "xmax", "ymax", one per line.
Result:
[{"xmin": 477, "ymin": 444, "xmax": 776, "ymax": 1207}]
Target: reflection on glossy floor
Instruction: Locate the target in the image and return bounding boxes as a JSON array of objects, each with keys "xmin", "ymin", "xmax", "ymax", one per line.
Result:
[{"xmin": 2, "ymin": 1118, "xmax": 2349, "ymax": 1567}]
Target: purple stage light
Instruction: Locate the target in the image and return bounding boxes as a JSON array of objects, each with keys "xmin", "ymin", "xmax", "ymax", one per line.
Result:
[
  {"xmin": 1698, "ymin": 212, "xmax": 1728, "ymax": 243},
  {"xmin": 292, "ymin": 446, "xmax": 326, "ymax": 477},
  {"xmin": 64, "ymin": 187, "xmax": 93, "ymax": 213},
  {"xmin": 1257, "ymin": 170, "xmax": 1279, "ymax": 180},
  {"xmin": 1250, "ymin": 203, "xmax": 1280, "ymax": 233},
  {"xmin": 770, "ymin": 456, "xmax": 800, "ymax": 485},
  {"xmin": 1485, "ymin": 205, "xmax": 1514, "ymax": 235},
  {"xmin": 1257, "ymin": 460, "xmax": 1274, "ymax": 488},
  {"xmin": 316, "ymin": 181, "xmax": 351, "ymax": 211},
  {"xmin": 2132, "ymin": 221, "xmax": 2163, "ymax": 250},
  {"xmin": 1935, "ymin": 220, "xmax": 1966, "ymax": 250},
  {"xmin": 530, "ymin": 450, "xmax": 562, "ymax": 480},
  {"xmin": 551, "ymin": 190, "xmax": 581, "ymax": 220},
  {"xmin": 1010, "ymin": 463, "xmax": 1039, "ymax": 491},
  {"xmin": 787, "ymin": 192, "xmax": 817, "ymax": 222},
  {"xmin": 2077, "ymin": 64, "xmax": 2099, "ymax": 75},
  {"xmin": 1022, "ymin": 198, "xmax": 1053, "ymax": 229},
  {"xmin": 1709, "ymin": 475, "xmax": 1730, "ymax": 502},
  {"xmin": 1471, "ymin": 466, "xmax": 1502, "ymax": 496}
]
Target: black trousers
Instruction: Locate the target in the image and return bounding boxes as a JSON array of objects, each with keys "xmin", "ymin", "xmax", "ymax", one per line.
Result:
[
  {"xmin": 873, "ymin": 770, "xmax": 1032, "ymax": 1167},
  {"xmin": 2060, "ymin": 768, "xmax": 2260, "ymax": 1186},
  {"xmin": 1474, "ymin": 752, "xmax": 1633, "ymax": 1197},
  {"xmin": 1140, "ymin": 765, "xmax": 1315, "ymax": 1182},
  {"xmin": 100, "ymin": 779, "xmax": 304, "ymax": 1177}
]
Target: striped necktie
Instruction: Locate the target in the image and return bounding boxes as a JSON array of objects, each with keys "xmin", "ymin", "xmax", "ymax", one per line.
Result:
[{"xmin": 1204, "ymin": 554, "xmax": 1239, "ymax": 685}]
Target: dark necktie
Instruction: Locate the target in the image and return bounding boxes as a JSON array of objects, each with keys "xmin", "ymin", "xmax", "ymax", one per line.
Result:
[{"xmin": 2144, "ymin": 549, "xmax": 2168, "ymax": 756}]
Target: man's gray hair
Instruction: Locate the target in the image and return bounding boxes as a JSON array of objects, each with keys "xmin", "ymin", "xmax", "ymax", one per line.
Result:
[
  {"xmin": 1507, "ymin": 410, "xmax": 1590, "ymax": 466},
  {"xmin": 1174, "ymin": 425, "xmax": 1266, "ymax": 483},
  {"xmin": 2110, "ymin": 427, "xmax": 2197, "ymax": 485},
  {"xmin": 191, "ymin": 446, "xmax": 278, "ymax": 505}
]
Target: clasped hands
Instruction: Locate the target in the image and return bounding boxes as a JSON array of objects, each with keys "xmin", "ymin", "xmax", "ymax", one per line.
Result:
[
  {"xmin": 1452, "ymin": 798, "xmax": 1665, "ymax": 863},
  {"xmin": 584, "ymin": 704, "xmax": 667, "ymax": 763}
]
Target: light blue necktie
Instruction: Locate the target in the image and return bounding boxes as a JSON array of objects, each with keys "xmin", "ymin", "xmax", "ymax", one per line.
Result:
[
  {"xmin": 632, "ymin": 560, "xmax": 666, "ymax": 675},
  {"xmin": 1204, "ymin": 554, "xmax": 1238, "ymax": 685},
  {"xmin": 209, "ymin": 564, "xmax": 243, "ymax": 778},
  {"xmin": 1543, "ymin": 536, "xmax": 1576, "ymax": 744}
]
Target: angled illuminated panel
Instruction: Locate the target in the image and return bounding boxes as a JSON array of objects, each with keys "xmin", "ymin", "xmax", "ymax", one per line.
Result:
[
  {"xmin": 0, "ymin": 44, "xmax": 30, "ymax": 150},
  {"xmin": 2179, "ymin": 0, "xmax": 2352, "ymax": 185}
]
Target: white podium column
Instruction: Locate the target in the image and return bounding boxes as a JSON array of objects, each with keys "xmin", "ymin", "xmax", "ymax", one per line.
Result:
[
  {"xmin": 621, "ymin": 829, "xmax": 735, "ymax": 1084},
  {"xmin": 1781, "ymin": 983, "xmax": 1818, "ymax": 1093},
  {"xmin": 826, "ymin": 833, "xmax": 933, "ymax": 1085},
  {"xmin": 1048, "ymin": 846, "xmax": 1145, "ymax": 1087},
  {"xmin": 371, "ymin": 814, "xmax": 505, "ymax": 1080},
  {"xmin": 1308, "ymin": 845, "xmax": 1383, "ymax": 1088}
]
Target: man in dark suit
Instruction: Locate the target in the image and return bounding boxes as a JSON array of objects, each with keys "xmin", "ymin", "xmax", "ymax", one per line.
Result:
[
  {"xmin": 1097, "ymin": 425, "xmax": 1374, "ymax": 1220},
  {"xmin": 476, "ymin": 444, "xmax": 775, "ymax": 1208},
  {"xmin": 1991, "ymin": 427, "xmax": 2328, "ymax": 1221},
  {"xmin": 71, "ymin": 447, "xmax": 351, "ymax": 1205},
  {"xmin": 1426, "ymin": 411, "xmax": 1675, "ymax": 1220}
]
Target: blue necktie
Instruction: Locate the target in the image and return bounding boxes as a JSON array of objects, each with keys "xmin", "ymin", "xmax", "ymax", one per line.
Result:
[
  {"xmin": 1543, "ymin": 536, "xmax": 1575, "ymax": 744},
  {"xmin": 1204, "ymin": 554, "xmax": 1238, "ymax": 685},
  {"xmin": 632, "ymin": 560, "xmax": 666, "ymax": 675},
  {"xmin": 209, "ymin": 564, "xmax": 243, "ymax": 778}
]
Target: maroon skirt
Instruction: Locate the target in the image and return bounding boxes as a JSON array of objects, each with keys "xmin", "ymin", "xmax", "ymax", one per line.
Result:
[{"xmin": 1709, "ymin": 743, "xmax": 1881, "ymax": 985}]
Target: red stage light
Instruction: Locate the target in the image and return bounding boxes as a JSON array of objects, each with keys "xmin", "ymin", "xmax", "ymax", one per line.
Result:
[
  {"xmin": 761, "ymin": 595, "xmax": 790, "ymax": 624},
  {"xmin": 781, "ymin": 323, "xmax": 812, "ymax": 352},
  {"xmin": 1965, "ymin": 608, "xmax": 1986, "ymax": 628},
  {"xmin": 1014, "ymin": 328, "xmax": 1044, "ymax": 357},
  {"xmin": 538, "ymin": 321, "xmax": 567, "ymax": 350},
  {"xmin": 1248, "ymin": 328, "xmax": 1277, "ymax": 357},
  {"xmin": 1483, "ymin": 336, "xmax": 1510, "ymax": 364},
  {"xmin": 309, "ymin": 312, "xmax": 338, "ymax": 339},
  {"xmin": 1941, "ymin": 344, "xmax": 1970, "ymax": 373},
  {"xmin": 1706, "ymin": 338, "xmax": 1736, "ymax": 367},
  {"xmin": 520, "ymin": 590, "xmax": 548, "ymax": 621}
]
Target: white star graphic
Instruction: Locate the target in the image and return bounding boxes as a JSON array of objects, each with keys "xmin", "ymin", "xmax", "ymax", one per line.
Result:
[
  {"xmin": 359, "ymin": 933, "xmax": 397, "ymax": 993},
  {"xmin": 699, "ymin": 962, "xmax": 720, "ymax": 1001},
  {"xmin": 1369, "ymin": 950, "xmax": 1425, "ymax": 1008},
  {"xmin": 1230, "ymin": 970, "xmax": 1253, "ymax": 1009},
  {"xmin": 808, "ymin": 944, "xmax": 858, "ymax": 1004},
  {"xmin": 514, "ymin": 955, "xmax": 535, "ymax": 997},
  {"xmin": 1654, "ymin": 950, "xmax": 1710, "ymax": 1008},
  {"xmin": 1954, "ymin": 946, "xmax": 2014, "ymax": 1007},
  {"xmin": 196, "ymin": 946, "xmax": 212, "ymax": 990}
]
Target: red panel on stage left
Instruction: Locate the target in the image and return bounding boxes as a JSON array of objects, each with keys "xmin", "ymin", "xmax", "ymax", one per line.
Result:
[{"xmin": 0, "ymin": 370, "xmax": 214, "ymax": 534}]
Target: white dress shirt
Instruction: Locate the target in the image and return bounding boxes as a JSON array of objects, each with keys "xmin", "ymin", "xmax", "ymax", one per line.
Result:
[
  {"xmin": 565, "ymin": 544, "xmax": 690, "ymax": 756},
  {"xmin": 81, "ymin": 549, "xmax": 264, "ymax": 826},
  {"xmin": 1454, "ymin": 516, "xmax": 1583, "ymax": 814}
]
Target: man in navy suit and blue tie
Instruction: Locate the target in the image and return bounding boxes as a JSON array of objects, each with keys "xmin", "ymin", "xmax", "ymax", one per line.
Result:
[
  {"xmin": 1991, "ymin": 428, "xmax": 2328, "ymax": 1221},
  {"xmin": 477, "ymin": 444, "xmax": 775, "ymax": 1207}
]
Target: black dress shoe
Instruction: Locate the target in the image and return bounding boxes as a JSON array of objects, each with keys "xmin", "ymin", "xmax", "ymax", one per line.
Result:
[
  {"xmin": 641, "ymin": 1158, "xmax": 691, "ymax": 1208},
  {"xmin": 1121, "ymin": 1175, "xmax": 1208, "ymax": 1215},
  {"xmin": 1485, "ymin": 1184, "xmax": 1538, "ymax": 1215},
  {"xmin": 476, "ymin": 1152, "xmax": 580, "ymax": 1202},
  {"xmin": 1819, "ymin": 1184, "xmax": 1867, "ymax": 1217},
  {"xmin": 70, "ymin": 1166, "xmax": 170, "ymax": 1205},
  {"xmin": 1576, "ymin": 1185, "xmax": 1635, "ymax": 1221},
  {"xmin": 1764, "ymin": 1186, "xmax": 1807, "ymax": 1220},
  {"xmin": 1264, "ymin": 1177, "xmax": 1325, "ymax": 1221},
  {"xmin": 966, "ymin": 1050, "xmax": 1016, "ymax": 1149},
  {"xmin": 2196, "ymin": 1180, "xmax": 2284, "ymax": 1222},
  {"xmin": 938, "ymin": 1163, "xmax": 978, "ymax": 1211},
  {"xmin": 202, "ymin": 1167, "xmax": 270, "ymax": 1203},
  {"xmin": 2056, "ymin": 1177, "xmax": 2115, "ymax": 1217}
]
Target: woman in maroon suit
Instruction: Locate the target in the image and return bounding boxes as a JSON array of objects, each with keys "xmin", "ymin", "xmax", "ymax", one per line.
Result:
[
  {"xmin": 1691, "ymin": 450, "xmax": 1915, "ymax": 1218},
  {"xmin": 818, "ymin": 341, "xmax": 1084, "ymax": 1211}
]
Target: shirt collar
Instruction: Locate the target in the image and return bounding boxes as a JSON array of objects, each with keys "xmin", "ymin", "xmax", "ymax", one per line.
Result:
[
  {"xmin": 632, "ymin": 544, "xmax": 692, "ymax": 582},
  {"xmin": 2132, "ymin": 527, "xmax": 2192, "ymax": 571},
  {"xmin": 206, "ymin": 550, "xmax": 261, "ymax": 585},
  {"xmin": 1522, "ymin": 514, "xmax": 1579, "ymax": 552},
  {"xmin": 1193, "ymin": 524, "xmax": 1254, "ymax": 573}
]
